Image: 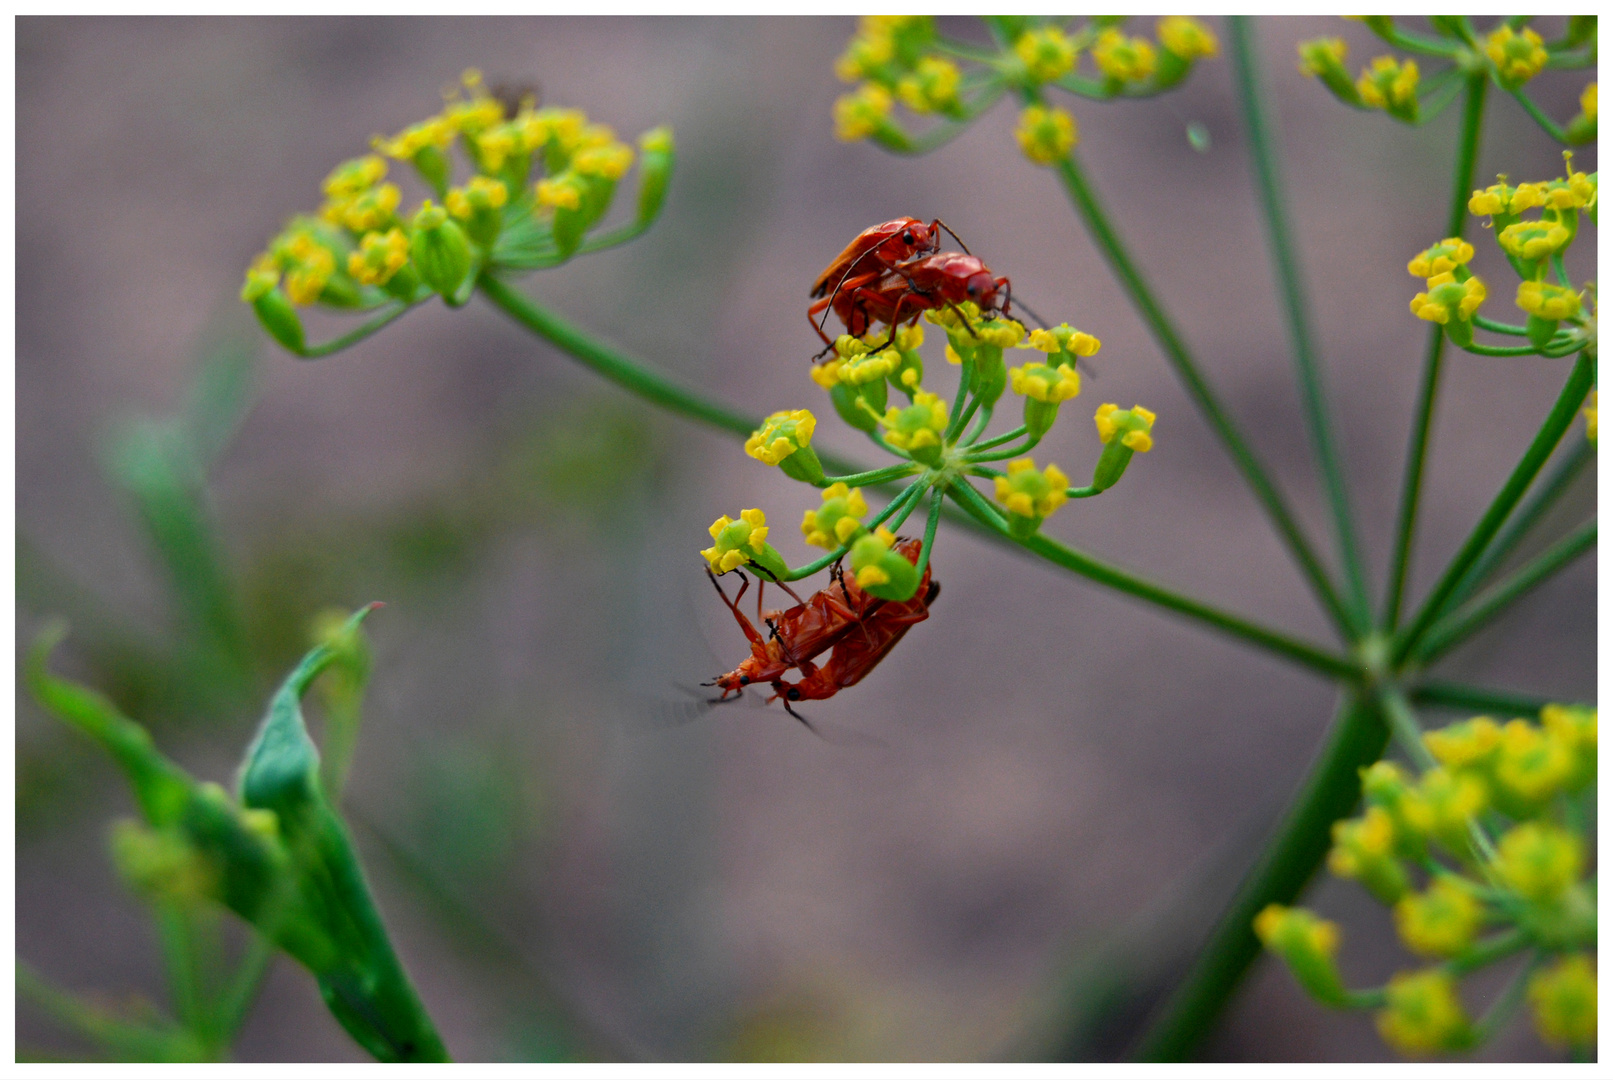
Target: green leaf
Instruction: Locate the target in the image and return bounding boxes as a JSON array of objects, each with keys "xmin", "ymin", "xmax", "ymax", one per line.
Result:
[{"xmin": 237, "ymin": 605, "xmax": 449, "ymax": 1062}]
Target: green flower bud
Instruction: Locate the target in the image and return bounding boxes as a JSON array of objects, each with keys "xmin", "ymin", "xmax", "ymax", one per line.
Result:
[
  {"xmin": 245, "ymin": 284, "xmax": 306, "ymax": 354},
  {"xmin": 1254, "ymin": 904, "xmax": 1348, "ymax": 1006},
  {"xmin": 635, "ymin": 126, "xmax": 676, "ymax": 227},
  {"xmin": 1298, "ymin": 38, "xmax": 1362, "ymax": 106},
  {"xmin": 410, "ymin": 201, "xmax": 475, "ymax": 301},
  {"xmin": 1328, "ymin": 806, "xmax": 1411, "ymax": 904},
  {"xmin": 849, "ymin": 526, "xmax": 921, "ymax": 602}
]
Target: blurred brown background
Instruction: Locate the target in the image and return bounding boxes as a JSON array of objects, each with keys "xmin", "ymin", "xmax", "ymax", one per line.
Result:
[{"xmin": 16, "ymin": 17, "xmax": 1595, "ymax": 1061}]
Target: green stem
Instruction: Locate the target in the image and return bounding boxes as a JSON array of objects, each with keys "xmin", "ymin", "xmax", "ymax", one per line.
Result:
[
  {"xmin": 1449, "ymin": 928, "xmax": 1531, "ymax": 976},
  {"xmin": 1551, "ymin": 253, "xmax": 1571, "ymax": 288},
  {"xmin": 218, "ymin": 935, "xmax": 278, "ymax": 1039},
  {"xmin": 1416, "ymin": 520, "xmax": 1596, "ymax": 663},
  {"xmin": 968, "ymin": 442, "xmax": 1038, "ymax": 464},
  {"xmin": 477, "ymin": 273, "xmax": 759, "ymax": 438},
  {"xmin": 1460, "ymin": 340, "xmax": 1555, "ymax": 357},
  {"xmin": 1065, "ymin": 486, "xmax": 1101, "ymax": 499},
  {"xmin": 1231, "ymin": 18, "xmax": 1369, "ymax": 629},
  {"xmin": 1376, "ymin": 685, "xmax": 1439, "ymax": 770},
  {"xmin": 915, "ymin": 486, "xmax": 944, "ymax": 577},
  {"xmin": 1383, "ymin": 76, "xmax": 1488, "ymax": 630},
  {"xmin": 1506, "ymin": 87, "xmax": 1569, "ymax": 142},
  {"xmin": 155, "ymin": 906, "xmax": 213, "ymax": 1052},
  {"xmin": 953, "ymin": 395, "xmax": 984, "ymax": 443},
  {"xmin": 944, "ymin": 357, "xmax": 975, "ymax": 440},
  {"xmin": 1135, "ymin": 693, "xmax": 1390, "ymax": 1060},
  {"xmin": 963, "ymin": 402, "xmax": 994, "ymax": 446},
  {"xmin": 1393, "ymin": 353, "xmax": 1595, "ymax": 665},
  {"xmin": 1450, "ymin": 437, "xmax": 1594, "ymax": 607},
  {"xmin": 824, "ymin": 462, "xmax": 920, "ymax": 488},
  {"xmin": 969, "ymin": 424, "xmax": 1028, "ymax": 452},
  {"xmin": 1051, "ymin": 151, "xmax": 1355, "ymax": 641},
  {"xmin": 294, "ymin": 304, "xmax": 414, "ymax": 359},
  {"xmin": 946, "ymin": 481, "xmax": 1357, "ymax": 680},
  {"xmin": 1408, "ymin": 680, "xmax": 1555, "ymax": 716},
  {"xmin": 1468, "ymin": 953, "xmax": 1540, "ymax": 1045},
  {"xmin": 1473, "ymin": 315, "xmax": 1530, "ymax": 336}
]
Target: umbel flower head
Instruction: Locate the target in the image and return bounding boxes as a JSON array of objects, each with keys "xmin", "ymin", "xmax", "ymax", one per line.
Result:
[
  {"xmin": 1409, "ymin": 273, "xmax": 1485, "ymax": 345},
  {"xmin": 1014, "ymin": 26, "xmax": 1078, "ymax": 84},
  {"xmin": 880, "ymin": 390, "xmax": 949, "ymax": 465}
]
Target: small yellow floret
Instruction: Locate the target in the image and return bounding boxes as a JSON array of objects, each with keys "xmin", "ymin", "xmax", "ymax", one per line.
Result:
[
  {"xmin": 744, "ymin": 409, "xmax": 817, "ymax": 467},
  {"xmin": 1409, "ymin": 274, "xmax": 1485, "ymax": 325},
  {"xmin": 1468, "ymin": 177, "xmax": 1546, "ymax": 218},
  {"xmin": 1377, "ymin": 969, "xmax": 1471, "ymax": 1055},
  {"xmin": 1485, "ymin": 25, "xmax": 1547, "ymax": 85},
  {"xmin": 535, "ymin": 174, "xmax": 585, "ymax": 212},
  {"xmin": 1094, "ymin": 404, "xmax": 1156, "ymax": 452},
  {"xmin": 1092, "ymin": 28, "xmax": 1157, "ymax": 83},
  {"xmin": 1015, "ymin": 27, "xmax": 1078, "ymax": 83},
  {"xmin": 1356, "ymin": 56, "xmax": 1419, "ymax": 112},
  {"xmin": 1010, "ymin": 362, "xmax": 1081, "ymax": 404},
  {"xmin": 897, "ymin": 57, "xmax": 962, "ymax": 114},
  {"xmin": 1393, "ymin": 877, "xmax": 1485, "ymax": 958},
  {"xmin": 1015, "ymin": 104, "xmax": 1078, "ymax": 167},
  {"xmin": 347, "ymin": 228, "xmax": 411, "ymax": 286},
  {"xmin": 1528, "ymin": 955, "xmax": 1597, "ymax": 1048},
  {"xmin": 1157, "ymin": 16, "xmax": 1218, "ymax": 60},
  {"xmin": 1493, "ymin": 821, "xmax": 1584, "ymax": 902},
  {"xmin": 1515, "ymin": 281, "xmax": 1582, "ymax": 321},
  {"xmin": 1407, "ymin": 238, "xmax": 1474, "ymax": 279},
  {"xmin": 1497, "ymin": 220, "xmax": 1571, "ymax": 261},
  {"xmin": 834, "ymin": 83, "xmax": 894, "ymax": 142}
]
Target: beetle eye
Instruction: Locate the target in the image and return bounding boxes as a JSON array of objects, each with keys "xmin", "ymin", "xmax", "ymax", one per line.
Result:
[
  {"xmin": 739, "ymin": 675, "xmax": 749, "ymax": 685},
  {"xmin": 901, "ymin": 230, "xmax": 914, "ymax": 244},
  {"xmin": 788, "ymin": 688, "xmax": 802, "ymax": 700}
]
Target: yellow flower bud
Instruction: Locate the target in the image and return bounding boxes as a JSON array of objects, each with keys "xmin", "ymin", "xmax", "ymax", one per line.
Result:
[
  {"xmin": 1377, "ymin": 969, "xmax": 1472, "ymax": 1055},
  {"xmin": 993, "ymin": 458, "xmax": 1070, "ymax": 537},
  {"xmin": 1493, "ymin": 821, "xmax": 1584, "ymax": 902},
  {"xmin": 896, "ymin": 57, "xmax": 962, "ymax": 114},
  {"xmin": 801, "ymin": 483, "xmax": 869, "ymax": 551},
  {"xmin": 1015, "ymin": 104, "xmax": 1078, "ymax": 167},
  {"xmin": 1515, "ymin": 281, "xmax": 1582, "ymax": 321},
  {"xmin": 1393, "ymin": 877, "xmax": 1485, "ymax": 958},
  {"xmin": 1157, "ymin": 16, "xmax": 1218, "ymax": 61},
  {"xmin": 1015, "ymin": 27, "xmax": 1078, "ymax": 83},
  {"xmin": 1497, "ymin": 220, "xmax": 1571, "ymax": 261},
  {"xmin": 1485, "ymin": 25, "xmax": 1547, "ymax": 86},
  {"xmin": 834, "ymin": 83, "xmax": 894, "ymax": 143},
  {"xmin": 1092, "ymin": 28, "xmax": 1157, "ymax": 83},
  {"xmin": 347, "ymin": 228, "xmax": 411, "ymax": 287},
  {"xmin": 1528, "ymin": 954, "xmax": 1597, "ymax": 1049},
  {"xmin": 1407, "ymin": 238, "xmax": 1475, "ymax": 280},
  {"xmin": 1328, "ymin": 806, "xmax": 1410, "ymax": 903}
]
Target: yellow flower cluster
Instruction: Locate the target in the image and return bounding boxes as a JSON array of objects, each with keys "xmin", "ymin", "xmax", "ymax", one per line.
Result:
[
  {"xmin": 245, "ymin": 68, "xmax": 664, "ymax": 324},
  {"xmin": 1266, "ymin": 704, "xmax": 1598, "ymax": 1056},
  {"xmin": 832, "ymin": 16, "xmax": 958, "ymax": 142}
]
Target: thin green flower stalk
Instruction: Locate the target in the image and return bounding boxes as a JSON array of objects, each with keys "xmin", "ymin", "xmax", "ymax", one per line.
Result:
[
  {"xmin": 241, "ymin": 68, "xmax": 675, "ymax": 358},
  {"xmin": 1258, "ymin": 701, "xmax": 1597, "ymax": 1057}
]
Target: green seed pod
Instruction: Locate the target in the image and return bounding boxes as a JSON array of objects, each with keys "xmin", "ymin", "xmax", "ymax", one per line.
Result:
[
  {"xmin": 411, "ymin": 144, "xmax": 452, "ymax": 197},
  {"xmin": 830, "ymin": 381, "xmax": 880, "ymax": 432},
  {"xmin": 410, "ymin": 201, "xmax": 474, "ymax": 299}
]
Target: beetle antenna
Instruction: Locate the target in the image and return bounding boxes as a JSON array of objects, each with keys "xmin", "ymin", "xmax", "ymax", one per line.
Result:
[{"xmin": 932, "ymin": 218, "xmax": 972, "ymax": 256}]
